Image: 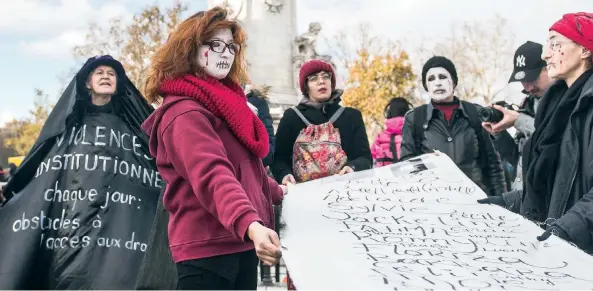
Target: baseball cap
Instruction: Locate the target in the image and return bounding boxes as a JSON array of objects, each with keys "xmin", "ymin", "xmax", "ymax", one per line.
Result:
[{"xmin": 508, "ymin": 41, "xmax": 547, "ymax": 83}]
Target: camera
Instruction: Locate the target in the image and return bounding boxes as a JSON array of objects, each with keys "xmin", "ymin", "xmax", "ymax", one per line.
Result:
[{"xmin": 478, "ymin": 101, "xmax": 516, "ymax": 123}]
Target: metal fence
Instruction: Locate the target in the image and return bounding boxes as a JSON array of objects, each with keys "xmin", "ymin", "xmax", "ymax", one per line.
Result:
[{"xmin": 258, "ymin": 204, "xmax": 287, "ymax": 286}]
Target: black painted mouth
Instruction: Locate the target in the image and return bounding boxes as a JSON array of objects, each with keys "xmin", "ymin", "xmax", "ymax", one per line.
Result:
[{"xmin": 216, "ymin": 61, "xmax": 230, "ymax": 69}]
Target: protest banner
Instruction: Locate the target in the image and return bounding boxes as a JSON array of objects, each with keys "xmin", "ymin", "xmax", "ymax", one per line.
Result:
[
  {"xmin": 0, "ymin": 113, "xmax": 161, "ymax": 289},
  {"xmin": 0, "ymin": 65, "xmax": 160, "ymax": 289},
  {"xmin": 281, "ymin": 153, "xmax": 593, "ymax": 290}
]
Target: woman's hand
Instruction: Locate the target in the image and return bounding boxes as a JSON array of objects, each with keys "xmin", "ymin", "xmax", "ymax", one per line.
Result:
[
  {"xmin": 280, "ymin": 184, "xmax": 288, "ymax": 196},
  {"xmin": 247, "ymin": 222, "xmax": 282, "ymax": 266},
  {"xmin": 338, "ymin": 166, "xmax": 354, "ymax": 175},
  {"xmin": 282, "ymin": 174, "xmax": 296, "ymax": 185}
]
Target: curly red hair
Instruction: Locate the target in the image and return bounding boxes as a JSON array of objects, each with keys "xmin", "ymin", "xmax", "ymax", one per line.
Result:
[{"xmin": 145, "ymin": 6, "xmax": 248, "ymax": 104}]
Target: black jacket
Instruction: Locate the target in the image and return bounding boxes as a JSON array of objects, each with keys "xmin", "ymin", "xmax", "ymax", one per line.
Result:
[
  {"xmin": 493, "ymin": 95, "xmax": 540, "ymax": 213},
  {"xmin": 400, "ymin": 100, "xmax": 507, "ymax": 197},
  {"xmin": 247, "ymin": 93, "xmax": 275, "ymax": 167},
  {"xmin": 271, "ymin": 91, "xmax": 372, "ymax": 182},
  {"xmin": 0, "ymin": 57, "xmax": 158, "ymax": 288},
  {"xmin": 2, "ymin": 64, "xmax": 154, "ymax": 203},
  {"xmin": 521, "ymin": 71, "xmax": 593, "ymax": 253}
]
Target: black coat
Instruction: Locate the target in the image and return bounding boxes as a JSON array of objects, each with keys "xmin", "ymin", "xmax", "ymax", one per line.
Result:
[
  {"xmin": 247, "ymin": 93, "xmax": 275, "ymax": 167},
  {"xmin": 494, "ymin": 95, "xmax": 539, "ymax": 213},
  {"xmin": 2, "ymin": 62, "xmax": 154, "ymax": 203},
  {"xmin": 400, "ymin": 100, "xmax": 507, "ymax": 197},
  {"xmin": 271, "ymin": 92, "xmax": 372, "ymax": 182},
  {"xmin": 0, "ymin": 56, "xmax": 158, "ymax": 289},
  {"xmin": 521, "ymin": 71, "xmax": 593, "ymax": 253}
]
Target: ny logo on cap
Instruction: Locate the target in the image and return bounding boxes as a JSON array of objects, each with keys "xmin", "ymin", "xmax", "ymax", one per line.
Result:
[{"xmin": 516, "ymin": 55, "xmax": 526, "ymax": 67}]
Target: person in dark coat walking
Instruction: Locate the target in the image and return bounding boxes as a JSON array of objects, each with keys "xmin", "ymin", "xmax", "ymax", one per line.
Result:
[
  {"xmin": 245, "ymin": 83, "xmax": 277, "ymax": 285},
  {"xmin": 246, "ymin": 84, "xmax": 275, "ymax": 167},
  {"xmin": 521, "ymin": 12, "xmax": 593, "ymax": 253}
]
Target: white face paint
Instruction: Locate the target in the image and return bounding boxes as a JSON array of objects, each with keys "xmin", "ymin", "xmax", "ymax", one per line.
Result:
[
  {"xmin": 426, "ymin": 67, "xmax": 454, "ymax": 102},
  {"xmin": 197, "ymin": 28, "xmax": 236, "ymax": 80}
]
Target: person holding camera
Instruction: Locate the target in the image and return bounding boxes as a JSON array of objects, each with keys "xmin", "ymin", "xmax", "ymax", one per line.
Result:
[
  {"xmin": 400, "ymin": 56, "xmax": 506, "ymax": 197},
  {"xmin": 479, "ymin": 41, "xmax": 555, "ymax": 212}
]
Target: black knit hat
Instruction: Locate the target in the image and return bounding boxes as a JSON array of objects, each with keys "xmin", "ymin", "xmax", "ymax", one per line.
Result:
[{"xmin": 422, "ymin": 56, "xmax": 458, "ymax": 91}]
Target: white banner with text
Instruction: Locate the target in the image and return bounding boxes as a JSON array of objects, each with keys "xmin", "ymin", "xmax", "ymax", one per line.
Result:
[{"xmin": 281, "ymin": 153, "xmax": 593, "ymax": 290}]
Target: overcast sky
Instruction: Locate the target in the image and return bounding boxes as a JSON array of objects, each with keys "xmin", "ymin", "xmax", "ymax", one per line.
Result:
[{"xmin": 1, "ymin": 0, "xmax": 592, "ymax": 124}]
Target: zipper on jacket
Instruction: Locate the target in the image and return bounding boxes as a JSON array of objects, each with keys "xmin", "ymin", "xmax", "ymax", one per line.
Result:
[
  {"xmin": 448, "ymin": 134, "xmax": 455, "ymax": 162},
  {"xmin": 441, "ymin": 113, "xmax": 456, "ymax": 162},
  {"xmin": 562, "ymin": 120, "xmax": 579, "ymax": 216},
  {"xmin": 558, "ymin": 87, "xmax": 593, "ymax": 218}
]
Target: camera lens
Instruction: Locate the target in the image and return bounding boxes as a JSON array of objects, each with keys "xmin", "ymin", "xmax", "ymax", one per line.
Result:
[{"xmin": 478, "ymin": 107, "xmax": 504, "ymax": 123}]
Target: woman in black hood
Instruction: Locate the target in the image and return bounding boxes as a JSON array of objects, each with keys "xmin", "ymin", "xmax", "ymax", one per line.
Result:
[{"xmin": 0, "ymin": 55, "xmax": 160, "ymax": 289}]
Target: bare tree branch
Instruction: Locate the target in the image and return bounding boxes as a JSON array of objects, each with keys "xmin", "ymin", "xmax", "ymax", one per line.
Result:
[
  {"xmin": 72, "ymin": 2, "xmax": 188, "ymax": 96},
  {"xmin": 429, "ymin": 15, "xmax": 515, "ymax": 104},
  {"xmin": 323, "ymin": 22, "xmax": 381, "ymax": 71}
]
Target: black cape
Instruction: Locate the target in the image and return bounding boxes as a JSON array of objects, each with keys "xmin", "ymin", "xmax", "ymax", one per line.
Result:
[{"xmin": 0, "ymin": 61, "xmax": 161, "ymax": 289}]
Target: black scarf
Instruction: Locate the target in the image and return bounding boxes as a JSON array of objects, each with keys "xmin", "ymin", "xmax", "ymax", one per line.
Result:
[
  {"xmin": 522, "ymin": 69, "xmax": 593, "ymax": 221},
  {"xmin": 299, "ymin": 89, "xmax": 343, "ymax": 113}
]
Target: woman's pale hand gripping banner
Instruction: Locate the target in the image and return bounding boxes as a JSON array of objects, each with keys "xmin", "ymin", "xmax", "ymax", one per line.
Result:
[{"xmin": 281, "ymin": 153, "xmax": 593, "ymax": 290}]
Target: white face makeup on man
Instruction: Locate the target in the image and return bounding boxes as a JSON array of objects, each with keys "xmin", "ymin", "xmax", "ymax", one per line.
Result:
[
  {"xmin": 426, "ymin": 67, "xmax": 454, "ymax": 102},
  {"xmin": 197, "ymin": 28, "xmax": 236, "ymax": 80}
]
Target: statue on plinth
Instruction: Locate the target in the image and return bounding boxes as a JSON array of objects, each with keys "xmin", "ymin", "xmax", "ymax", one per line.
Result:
[{"xmin": 293, "ymin": 22, "xmax": 337, "ymax": 91}]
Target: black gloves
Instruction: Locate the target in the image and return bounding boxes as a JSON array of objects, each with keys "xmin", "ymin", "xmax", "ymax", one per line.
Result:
[
  {"xmin": 537, "ymin": 226, "xmax": 570, "ymax": 242},
  {"xmin": 477, "ymin": 195, "xmax": 506, "ymax": 207}
]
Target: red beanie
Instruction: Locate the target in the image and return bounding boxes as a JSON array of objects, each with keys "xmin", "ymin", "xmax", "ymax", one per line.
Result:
[
  {"xmin": 550, "ymin": 12, "xmax": 593, "ymax": 53},
  {"xmin": 298, "ymin": 60, "xmax": 336, "ymax": 95}
]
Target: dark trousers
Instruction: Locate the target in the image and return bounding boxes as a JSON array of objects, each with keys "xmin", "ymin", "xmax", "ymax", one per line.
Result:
[
  {"xmin": 135, "ymin": 186, "xmax": 178, "ymax": 290},
  {"xmin": 177, "ymin": 249, "xmax": 258, "ymax": 290}
]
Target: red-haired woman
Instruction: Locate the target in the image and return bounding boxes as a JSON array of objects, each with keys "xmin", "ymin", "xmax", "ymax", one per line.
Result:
[{"xmin": 142, "ymin": 7, "xmax": 286, "ymax": 290}]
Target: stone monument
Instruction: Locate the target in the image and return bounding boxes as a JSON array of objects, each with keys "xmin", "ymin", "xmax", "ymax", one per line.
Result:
[
  {"xmin": 292, "ymin": 22, "xmax": 337, "ymax": 92},
  {"xmin": 207, "ymin": 0, "xmax": 336, "ymax": 125}
]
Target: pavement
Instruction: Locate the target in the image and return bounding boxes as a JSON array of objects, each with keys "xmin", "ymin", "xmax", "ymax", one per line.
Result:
[{"xmin": 258, "ymin": 283, "xmax": 287, "ymax": 290}]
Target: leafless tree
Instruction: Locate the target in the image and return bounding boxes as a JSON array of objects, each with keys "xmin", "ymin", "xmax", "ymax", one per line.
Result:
[
  {"xmin": 73, "ymin": 3, "xmax": 188, "ymax": 96},
  {"xmin": 424, "ymin": 15, "xmax": 516, "ymax": 104}
]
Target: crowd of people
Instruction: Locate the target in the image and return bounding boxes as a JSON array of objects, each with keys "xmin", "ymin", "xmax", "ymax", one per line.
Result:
[
  {"xmin": 374, "ymin": 12, "xmax": 593, "ymax": 254},
  {"xmin": 0, "ymin": 6, "xmax": 591, "ymax": 290}
]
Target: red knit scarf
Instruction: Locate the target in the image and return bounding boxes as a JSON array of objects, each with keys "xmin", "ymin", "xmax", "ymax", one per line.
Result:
[{"xmin": 159, "ymin": 74, "xmax": 269, "ymax": 158}]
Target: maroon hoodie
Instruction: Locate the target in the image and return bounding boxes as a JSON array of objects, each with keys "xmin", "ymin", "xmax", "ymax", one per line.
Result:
[{"xmin": 141, "ymin": 95, "xmax": 283, "ymax": 262}]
